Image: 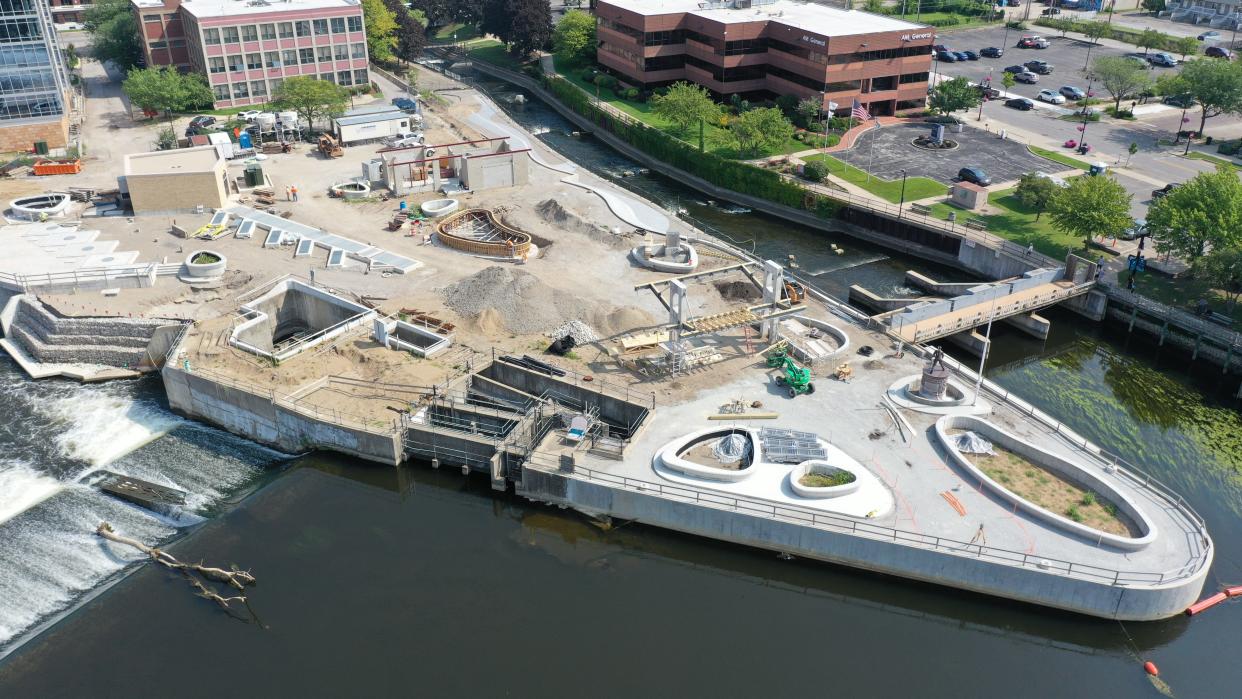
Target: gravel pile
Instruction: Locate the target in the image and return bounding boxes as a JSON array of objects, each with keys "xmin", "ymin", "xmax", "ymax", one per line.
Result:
[
  {"xmin": 441, "ymin": 266, "xmax": 588, "ymax": 334},
  {"xmin": 548, "ymin": 320, "xmax": 598, "ymax": 344}
]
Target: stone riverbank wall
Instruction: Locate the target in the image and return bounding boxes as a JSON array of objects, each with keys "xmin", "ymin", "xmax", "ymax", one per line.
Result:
[
  {"xmin": 4, "ymin": 296, "xmax": 181, "ymax": 369},
  {"xmin": 516, "ymin": 465, "xmax": 1209, "ymax": 621}
]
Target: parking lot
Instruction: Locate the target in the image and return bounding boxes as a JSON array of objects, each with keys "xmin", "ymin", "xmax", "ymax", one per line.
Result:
[
  {"xmin": 835, "ymin": 122, "xmax": 1063, "ymax": 186},
  {"xmin": 932, "ymin": 25, "xmax": 1180, "ymax": 106}
]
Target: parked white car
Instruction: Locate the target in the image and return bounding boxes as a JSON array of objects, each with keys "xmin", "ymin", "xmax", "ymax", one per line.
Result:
[
  {"xmin": 1037, "ymin": 89, "xmax": 1066, "ymax": 104},
  {"xmin": 236, "ymin": 109, "xmax": 262, "ymax": 121},
  {"xmin": 385, "ymin": 132, "xmax": 426, "ymax": 148}
]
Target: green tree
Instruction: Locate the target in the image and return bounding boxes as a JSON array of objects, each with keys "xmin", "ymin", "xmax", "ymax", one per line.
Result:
[
  {"xmin": 1149, "ymin": 165, "xmax": 1242, "ymax": 266},
  {"xmin": 362, "ymin": 0, "xmax": 399, "ymax": 63},
  {"xmin": 122, "ymin": 67, "xmax": 212, "ymax": 118},
  {"xmin": 928, "ymin": 76, "xmax": 981, "ymax": 115},
  {"xmin": 1193, "ymin": 247, "xmax": 1242, "ymax": 312},
  {"xmin": 1048, "ymin": 174, "xmax": 1133, "ymax": 250},
  {"xmin": 1136, "ymin": 28, "xmax": 1165, "ymax": 56},
  {"xmin": 1001, "ymin": 71, "xmax": 1016, "ymax": 91},
  {"xmin": 552, "ymin": 10, "xmax": 596, "ymax": 65},
  {"xmin": 1083, "ymin": 20, "xmax": 1111, "ymax": 44},
  {"xmin": 84, "ymin": 0, "xmax": 142, "ymax": 70},
  {"xmin": 1092, "ymin": 55, "xmax": 1151, "ymax": 114},
  {"xmin": 384, "ymin": 0, "xmax": 428, "ymax": 63},
  {"xmin": 1177, "ymin": 58, "xmax": 1242, "ymax": 136},
  {"xmin": 506, "ymin": 0, "xmax": 553, "ymax": 57},
  {"xmin": 1127, "ymin": 141, "xmax": 1139, "ymax": 165},
  {"xmin": 1171, "ymin": 35, "xmax": 1200, "ymax": 60},
  {"xmin": 730, "ymin": 107, "xmax": 794, "ymax": 157},
  {"xmin": 1045, "ymin": 17, "xmax": 1074, "ymax": 36},
  {"xmin": 272, "ymin": 76, "xmax": 350, "ymax": 130},
  {"xmin": 1141, "ymin": 0, "xmax": 1166, "ymax": 13},
  {"xmin": 796, "ymin": 97, "xmax": 823, "ymax": 127},
  {"xmin": 651, "ymin": 81, "xmax": 721, "ymax": 135},
  {"xmin": 803, "ymin": 160, "xmax": 828, "ymax": 182},
  {"xmin": 1015, "ymin": 172, "xmax": 1058, "ymax": 221}
]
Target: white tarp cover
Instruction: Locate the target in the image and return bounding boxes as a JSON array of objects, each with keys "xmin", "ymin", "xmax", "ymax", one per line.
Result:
[
  {"xmin": 713, "ymin": 433, "xmax": 750, "ymax": 463},
  {"xmin": 953, "ymin": 431, "xmax": 995, "ymax": 456}
]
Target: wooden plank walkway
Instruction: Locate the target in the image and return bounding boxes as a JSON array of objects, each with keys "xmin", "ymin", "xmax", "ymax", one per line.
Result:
[{"xmin": 890, "ymin": 280, "xmax": 1091, "ymax": 343}]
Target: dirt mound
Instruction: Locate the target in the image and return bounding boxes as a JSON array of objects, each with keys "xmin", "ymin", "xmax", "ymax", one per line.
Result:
[
  {"xmin": 715, "ymin": 280, "xmax": 761, "ymax": 301},
  {"xmin": 441, "ymin": 265, "xmax": 592, "ymax": 335},
  {"xmin": 536, "ymin": 198, "xmax": 630, "ymax": 250},
  {"xmin": 595, "ymin": 306, "xmax": 654, "ymax": 336}
]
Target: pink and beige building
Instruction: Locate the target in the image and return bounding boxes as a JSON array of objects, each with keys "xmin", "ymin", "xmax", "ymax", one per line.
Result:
[
  {"xmin": 131, "ymin": 0, "xmax": 369, "ymax": 108},
  {"xmin": 595, "ymin": 0, "xmax": 934, "ymax": 117}
]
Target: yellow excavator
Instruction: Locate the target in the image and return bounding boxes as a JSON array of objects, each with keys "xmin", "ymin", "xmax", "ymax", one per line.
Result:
[{"xmin": 317, "ymin": 133, "xmax": 343, "ymax": 158}]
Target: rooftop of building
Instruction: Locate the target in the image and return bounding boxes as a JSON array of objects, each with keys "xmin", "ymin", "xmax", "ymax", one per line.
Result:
[
  {"xmin": 123, "ymin": 145, "xmax": 222, "ymax": 176},
  {"xmin": 601, "ymin": 0, "xmax": 929, "ymax": 37},
  {"xmin": 170, "ymin": 0, "xmax": 362, "ymax": 19}
]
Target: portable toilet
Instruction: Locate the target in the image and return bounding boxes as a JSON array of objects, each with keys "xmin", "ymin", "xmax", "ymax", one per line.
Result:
[
  {"xmin": 244, "ymin": 162, "xmax": 264, "ymax": 187},
  {"xmin": 238, "ymin": 131, "xmax": 253, "ymax": 149},
  {"xmin": 1089, "ymin": 162, "xmax": 1108, "ymax": 177}
]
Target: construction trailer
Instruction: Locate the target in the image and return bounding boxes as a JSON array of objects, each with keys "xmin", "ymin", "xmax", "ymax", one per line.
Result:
[
  {"xmin": 379, "ymin": 137, "xmax": 530, "ymax": 195},
  {"xmin": 332, "ymin": 107, "xmax": 416, "ymax": 145}
]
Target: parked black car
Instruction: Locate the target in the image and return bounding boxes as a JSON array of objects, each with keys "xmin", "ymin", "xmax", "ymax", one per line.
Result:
[
  {"xmin": 1005, "ymin": 97, "xmax": 1035, "ymax": 110},
  {"xmin": 1163, "ymin": 93, "xmax": 1195, "ymax": 108},
  {"xmin": 1152, "ymin": 183, "xmax": 1179, "ymax": 199},
  {"xmin": 980, "ymin": 46, "xmax": 1004, "ymax": 58},
  {"xmin": 958, "ymin": 167, "xmax": 993, "ymax": 186},
  {"xmin": 188, "ymin": 115, "xmax": 216, "ymax": 129},
  {"xmin": 1024, "ymin": 60, "xmax": 1053, "ymax": 74}
]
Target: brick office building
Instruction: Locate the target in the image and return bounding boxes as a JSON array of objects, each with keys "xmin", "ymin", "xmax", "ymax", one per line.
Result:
[
  {"xmin": 131, "ymin": 0, "xmax": 369, "ymax": 108},
  {"xmin": 48, "ymin": 0, "xmax": 90, "ymax": 25},
  {"xmin": 595, "ymin": 0, "xmax": 934, "ymax": 117}
]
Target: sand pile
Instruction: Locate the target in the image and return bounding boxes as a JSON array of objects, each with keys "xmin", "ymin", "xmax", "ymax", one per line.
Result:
[
  {"xmin": 536, "ymin": 198, "xmax": 630, "ymax": 250},
  {"xmin": 441, "ymin": 266, "xmax": 590, "ymax": 335}
]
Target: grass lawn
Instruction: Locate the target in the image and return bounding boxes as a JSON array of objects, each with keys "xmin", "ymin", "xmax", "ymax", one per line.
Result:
[
  {"xmin": 1028, "ymin": 145, "xmax": 1092, "ymax": 171},
  {"xmin": 898, "ymin": 12, "xmax": 997, "ymax": 31},
  {"xmin": 467, "ymin": 40, "xmax": 526, "ymax": 70},
  {"xmin": 1117, "ymin": 268, "xmax": 1242, "ymax": 323},
  {"xmin": 1183, "ymin": 151, "xmax": 1242, "ymax": 171},
  {"xmin": 926, "ymin": 187, "xmax": 1087, "ymax": 258},
  {"xmin": 553, "ymin": 57, "xmax": 807, "ymax": 160},
  {"xmin": 801, "ymin": 153, "xmax": 948, "ymax": 204},
  {"xmin": 432, "ymin": 22, "xmax": 481, "ymax": 42}
]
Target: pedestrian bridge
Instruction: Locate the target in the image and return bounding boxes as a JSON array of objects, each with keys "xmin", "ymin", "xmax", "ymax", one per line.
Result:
[{"xmin": 884, "ymin": 267, "xmax": 1096, "ymax": 344}]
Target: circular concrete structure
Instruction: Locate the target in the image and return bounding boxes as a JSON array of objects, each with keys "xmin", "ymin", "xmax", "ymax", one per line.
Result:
[
  {"xmin": 421, "ymin": 198, "xmax": 460, "ymax": 218},
  {"xmin": 655, "ymin": 427, "xmax": 759, "ymax": 483},
  {"xmin": 789, "ymin": 460, "xmax": 862, "ymax": 499},
  {"xmin": 331, "ymin": 181, "xmax": 371, "ymax": 200},
  {"xmin": 9, "ymin": 193, "xmax": 71, "ymax": 221},
  {"xmin": 184, "ymin": 250, "xmax": 227, "ymax": 279}
]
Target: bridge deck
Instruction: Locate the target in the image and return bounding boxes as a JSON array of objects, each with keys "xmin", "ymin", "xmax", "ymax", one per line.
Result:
[{"xmin": 891, "ymin": 280, "xmax": 1085, "ymax": 343}]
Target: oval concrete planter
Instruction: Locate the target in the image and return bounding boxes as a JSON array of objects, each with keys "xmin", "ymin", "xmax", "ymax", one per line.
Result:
[
  {"xmin": 655, "ymin": 427, "xmax": 759, "ymax": 482},
  {"xmin": 935, "ymin": 414, "xmax": 1157, "ymax": 551},
  {"xmin": 789, "ymin": 460, "xmax": 862, "ymax": 499},
  {"xmin": 331, "ymin": 181, "xmax": 370, "ymax": 200},
  {"xmin": 421, "ymin": 198, "xmax": 459, "ymax": 218},
  {"xmin": 184, "ymin": 250, "xmax": 227, "ymax": 278}
]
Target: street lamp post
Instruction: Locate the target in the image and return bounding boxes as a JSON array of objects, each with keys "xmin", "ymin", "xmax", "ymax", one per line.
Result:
[
  {"xmin": 1175, "ymin": 106, "xmax": 1189, "ymax": 144},
  {"xmin": 898, "ymin": 169, "xmax": 908, "ymax": 219}
]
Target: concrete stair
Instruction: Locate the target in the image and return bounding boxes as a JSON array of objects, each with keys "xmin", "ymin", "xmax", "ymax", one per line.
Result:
[{"xmin": 5, "ymin": 297, "xmax": 166, "ymax": 370}]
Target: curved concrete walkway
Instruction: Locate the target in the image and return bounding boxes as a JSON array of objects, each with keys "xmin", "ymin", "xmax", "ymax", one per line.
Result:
[
  {"xmin": 464, "ymin": 95, "xmax": 577, "ymax": 175},
  {"xmin": 561, "ymin": 177, "xmax": 670, "ymax": 233}
]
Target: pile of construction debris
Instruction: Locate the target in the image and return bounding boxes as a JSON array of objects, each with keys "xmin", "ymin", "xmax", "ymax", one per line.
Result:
[
  {"xmin": 441, "ymin": 266, "xmax": 585, "ymax": 334},
  {"xmin": 548, "ymin": 320, "xmax": 598, "ymax": 345}
]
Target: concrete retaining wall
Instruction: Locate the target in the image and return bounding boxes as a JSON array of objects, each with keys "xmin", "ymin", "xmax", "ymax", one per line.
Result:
[
  {"xmin": 518, "ymin": 468, "xmax": 1208, "ymax": 620},
  {"xmin": 5, "ymin": 297, "xmax": 173, "ymax": 368},
  {"xmin": 479, "ymin": 360, "xmax": 649, "ymax": 431},
  {"xmin": 162, "ymin": 365, "xmax": 402, "ymax": 465}
]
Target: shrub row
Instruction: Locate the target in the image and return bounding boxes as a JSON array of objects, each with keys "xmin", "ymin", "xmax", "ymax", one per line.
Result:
[{"xmin": 541, "ymin": 73, "xmax": 841, "ymax": 218}]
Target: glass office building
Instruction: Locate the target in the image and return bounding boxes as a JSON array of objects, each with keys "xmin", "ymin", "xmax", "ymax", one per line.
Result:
[{"xmin": 1, "ymin": 0, "xmax": 70, "ymax": 150}]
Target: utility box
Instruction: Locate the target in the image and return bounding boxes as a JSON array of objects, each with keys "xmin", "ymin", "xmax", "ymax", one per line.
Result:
[{"xmin": 950, "ymin": 181, "xmax": 988, "ymax": 211}]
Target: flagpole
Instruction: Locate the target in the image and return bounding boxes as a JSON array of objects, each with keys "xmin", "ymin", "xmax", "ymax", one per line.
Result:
[{"xmin": 866, "ymin": 114, "xmax": 877, "ymax": 183}]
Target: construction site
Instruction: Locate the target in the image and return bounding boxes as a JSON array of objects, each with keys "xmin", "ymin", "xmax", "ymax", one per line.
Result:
[{"xmin": 0, "ymin": 58, "xmax": 1213, "ymax": 624}]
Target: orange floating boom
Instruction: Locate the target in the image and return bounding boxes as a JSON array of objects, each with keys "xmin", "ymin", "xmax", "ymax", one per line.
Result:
[
  {"xmin": 1225, "ymin": 585, "xmax": 1242, "ymax": 598},
  {"xmin": 1185, "ymin": 592, "xmax": 1228, "ymax": 616}
]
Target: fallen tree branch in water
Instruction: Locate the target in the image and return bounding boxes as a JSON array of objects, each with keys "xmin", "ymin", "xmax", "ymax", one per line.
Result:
[{"xmin": 96, "ymin": 522, "xmax": 258, "ymax": 613}]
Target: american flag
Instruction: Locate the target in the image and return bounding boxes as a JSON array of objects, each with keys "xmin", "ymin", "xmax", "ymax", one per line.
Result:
[{"xmin": 851, "ymin": 98, "xmax": 871, "ymax": 121}]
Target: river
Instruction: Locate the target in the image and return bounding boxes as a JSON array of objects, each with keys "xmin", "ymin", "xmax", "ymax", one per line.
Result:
[{"xmin": 0, "ymin": 83, "xmax": 1240, "ymax": 696}]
